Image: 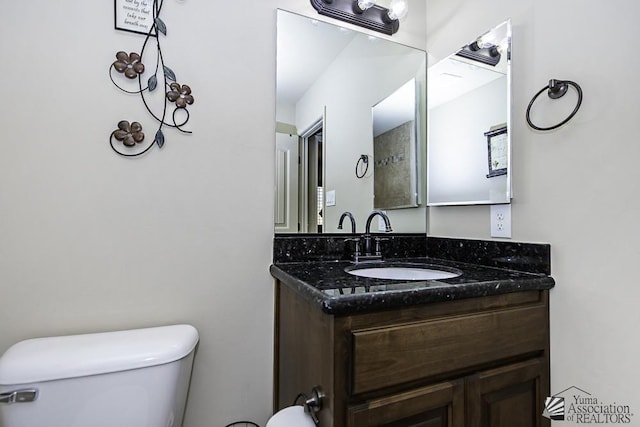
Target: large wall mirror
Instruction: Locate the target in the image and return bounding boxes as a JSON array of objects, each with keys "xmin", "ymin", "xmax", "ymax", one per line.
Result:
[
  {"xmin": 275, "ymin": 9, "xmax": 427, "ymax": 234},
  {"xmin": 427, "ymin": 19, "xmax": 512, "ymax": 206}
]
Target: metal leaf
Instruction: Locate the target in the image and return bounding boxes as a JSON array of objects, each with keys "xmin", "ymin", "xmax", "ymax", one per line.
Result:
[
  {"xmin": 163, "ymin": 65, "xmax": 176, "ymax": 82},
  {"xmin": 155, "ymin": 129, "xmax": 165, "ymax": 148},
  {"xmin": 155, "ymin": 18, "xmax": 167, "ymax": 36},
  {"xmin": 148, "ymin": 75, "xmax": 158, "ymax": 92}
]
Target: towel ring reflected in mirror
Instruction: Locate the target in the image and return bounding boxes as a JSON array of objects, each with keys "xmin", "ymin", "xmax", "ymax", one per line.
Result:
[
  {"xmin": 355, "ymin": 154, "xmax": 370, "ymax": 179},
  {"xmin": 526, "ymin": 79, "xmax": 583, "ymax": 131}
]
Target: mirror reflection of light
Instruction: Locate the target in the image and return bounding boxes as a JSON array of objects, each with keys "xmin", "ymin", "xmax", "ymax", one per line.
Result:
[
  {"xmin": 357, "ymin": 0, "xmax": 376, "ymax": 10},
  {"xmin": 477, "ymin": 31, "xmax": 499, "ymax": 48},
  {"xmin": 388, "ymin": 0, "xmax": 409, "ymax": 20}
]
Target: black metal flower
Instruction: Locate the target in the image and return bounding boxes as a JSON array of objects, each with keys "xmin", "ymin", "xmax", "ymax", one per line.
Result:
[
  {"xmin": 112, "ymin": 51, "xmax": 145, "ymax": 79},
  {"xmin": 166, "ymin": 83, "xmax": 194, "ymax": 108},
  {"xmin": 113, "ymin": 121, "xmax": 145, "ymax": 146}
]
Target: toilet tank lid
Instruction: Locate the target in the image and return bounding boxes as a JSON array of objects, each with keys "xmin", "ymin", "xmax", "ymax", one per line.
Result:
[{"xmin": 0, "ymin": 324, "xmax": 199, "ymax": 385}]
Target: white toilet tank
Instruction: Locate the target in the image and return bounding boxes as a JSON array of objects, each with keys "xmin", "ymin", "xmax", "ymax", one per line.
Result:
[{"xmin": 0, "ymin": 324, "xmax": 199, "ymax": 427}]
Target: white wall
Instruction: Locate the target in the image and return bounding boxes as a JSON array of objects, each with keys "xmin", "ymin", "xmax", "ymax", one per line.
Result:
[
  {"xmin": 0, "ymin": 1, "xmax": 279, "ymax": 425},
  {"xmin": 0, "ymin": 1, "xmax": 426, "ymax": 426},
  {"xmin": 427, "ymin": 0, "xmax": 640, "ymax": 421}
]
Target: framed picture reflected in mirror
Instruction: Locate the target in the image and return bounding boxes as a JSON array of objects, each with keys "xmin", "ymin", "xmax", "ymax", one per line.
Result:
[{"xmin": 485, "ymin": 125, "xmax": 507, "ymax": 178}]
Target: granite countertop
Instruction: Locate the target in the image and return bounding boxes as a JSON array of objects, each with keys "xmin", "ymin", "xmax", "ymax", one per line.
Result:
[
  {"xmin": 271, "ymin": 235, "xmax": 555, "ymax": 315},
  {"xmin": 270, "ymin": 257, "xmax": 555, "ymax": 315}
]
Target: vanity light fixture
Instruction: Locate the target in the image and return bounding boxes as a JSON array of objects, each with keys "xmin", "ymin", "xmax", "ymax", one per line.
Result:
[
  {"xmin": 310, "ymin": 0, "xmax": 409, "ymax": 35},
  {"xmin": 456, "ymin": 39, "xmax": 502, "ymax": 66}
]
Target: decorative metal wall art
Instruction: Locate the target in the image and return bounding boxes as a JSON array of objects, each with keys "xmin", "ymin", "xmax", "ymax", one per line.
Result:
[{"xmin": 109, "ymin": 0, "xmax": 193, "ymax": 157}]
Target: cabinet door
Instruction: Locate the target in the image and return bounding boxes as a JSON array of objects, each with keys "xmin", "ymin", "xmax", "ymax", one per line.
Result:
[
  {"xmin": 347, "ymin": 380, "xmax": 464, "ymax": 427},
  {"xmin": 466, "ymin": 358, "xmax": 550, "ymax": 427}
]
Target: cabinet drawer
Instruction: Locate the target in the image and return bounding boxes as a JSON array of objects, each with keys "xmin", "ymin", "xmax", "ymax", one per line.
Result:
[
  {"xmin": 347, "ymin": 379, "xmax": 465, "ymax": 427},
  {"xmin": 351, "ymin": 305, "xmax": 547, "ymax": 394}
]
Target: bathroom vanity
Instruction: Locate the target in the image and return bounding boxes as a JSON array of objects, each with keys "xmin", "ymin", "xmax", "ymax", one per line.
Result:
[
  {"xmin": 271, "ymin": 235, "xmax": 554, "ymax": 427},
  {"xmin": 272, "ymin": 11, "xmax": 535, "ymax": 424}
]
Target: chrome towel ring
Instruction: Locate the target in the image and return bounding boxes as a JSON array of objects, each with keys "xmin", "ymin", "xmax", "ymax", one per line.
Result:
[{"xmin": 526, "ymin": 79, "xmax": 583, "ymax": 131}]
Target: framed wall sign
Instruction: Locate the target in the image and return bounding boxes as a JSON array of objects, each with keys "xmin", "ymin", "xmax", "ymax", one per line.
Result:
[
  {"xmin": 114, "ymin": 0, "xmax": 157, "ymax": 36},
  {"xmin": 485, "ymin": 125, "xmax": 508, "ymax": 178}
]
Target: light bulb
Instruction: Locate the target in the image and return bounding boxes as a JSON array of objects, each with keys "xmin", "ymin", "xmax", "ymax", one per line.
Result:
[
  {"xmin": 476, "ymin": 32, "xmax": 498, "ymax": 49},
  {"xmin": 357, "ymin": 0, "xmax": 376, "ymax": 11},
  {"xmin": 387, "ymin": 0, "xmax": 408, "ymax": 20}
]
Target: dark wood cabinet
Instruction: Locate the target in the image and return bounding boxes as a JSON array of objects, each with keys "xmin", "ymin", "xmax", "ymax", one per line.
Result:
[
  {"xmin": 466, "ymin": 358, "xmax": 548, "ymax": 427},
  {"xmin": 274, "ymin": 281, "xmax": 550, "ymax": 427},
  {"xmin": 348, "ymin": 380, "xmax": 464, "ymax": 427}
]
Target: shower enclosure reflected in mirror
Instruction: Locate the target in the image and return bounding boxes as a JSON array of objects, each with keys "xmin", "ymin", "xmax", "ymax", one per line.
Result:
[
  {"xmin": 275, "ymin": 9, "xmax": 427, "ymax": 234},
  {"xmin": 372, "ymin": 78, "xmax": 419, "ymax": 210},
  {"xmin": 427, "ymin": 19, "xmax": 512, "ymax": 206}
]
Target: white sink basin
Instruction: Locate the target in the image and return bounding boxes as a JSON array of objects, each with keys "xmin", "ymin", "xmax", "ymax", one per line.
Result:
[{"xmin": 346, "ymin": 265, "xmax": 461, "ymax": 281}]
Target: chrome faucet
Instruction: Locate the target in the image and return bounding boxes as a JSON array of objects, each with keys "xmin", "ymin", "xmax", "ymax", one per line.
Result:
[{"xmin": 337, "ymin": 211, "xmax": 356, "ymax": 233}]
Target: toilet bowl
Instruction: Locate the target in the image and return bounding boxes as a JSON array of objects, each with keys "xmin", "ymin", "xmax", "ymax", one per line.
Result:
[{"xmin": 0, "ymin": 324, "xmax": 199, "ymax": 427}]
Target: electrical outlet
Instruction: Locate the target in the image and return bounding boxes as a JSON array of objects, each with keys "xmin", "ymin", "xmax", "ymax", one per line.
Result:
[{"xmin": 490, "ymin": 204, "xmax": 511, "ymax": 238}]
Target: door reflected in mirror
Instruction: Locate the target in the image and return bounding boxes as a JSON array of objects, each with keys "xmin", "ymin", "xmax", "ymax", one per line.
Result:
[
  {"xmin": 275, "ymin": 9, "xmax": 427, "ymax": 234},
  {"xmin": 427, "ymin": 19, "xmax": 512, "ymax": 206}
]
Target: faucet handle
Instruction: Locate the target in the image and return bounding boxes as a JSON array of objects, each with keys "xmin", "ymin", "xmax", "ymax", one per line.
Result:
[
  {"xmin": 344, "ymin": 237, "xmax": 361, "ymax": 258},
  {"xmin": 374, "ymin": 236, "xmax": 390, "ymax": 256}
]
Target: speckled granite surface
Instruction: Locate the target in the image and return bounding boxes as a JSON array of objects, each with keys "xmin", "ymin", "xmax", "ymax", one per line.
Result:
[
  {"xmin": 426, "ymin": 236, "xmax": 551, "ymax": 275},
  {"xmin": 271, "ymin": 235, "xmax": 555, "ymax": 314},
  {"xmin": 273, "ymin": 233, "xmax": 426, "ymax": 263}
]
